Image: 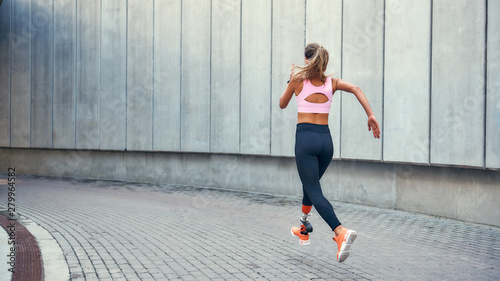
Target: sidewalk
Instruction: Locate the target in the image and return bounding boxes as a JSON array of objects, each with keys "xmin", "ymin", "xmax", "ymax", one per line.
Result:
[
  {"xmin": 1, "ymin": 174, "xmax": 499, "ymax": 280},
  {"xmin": 0, "ymin": 225, "xmax": 12, "ymax": 281}
]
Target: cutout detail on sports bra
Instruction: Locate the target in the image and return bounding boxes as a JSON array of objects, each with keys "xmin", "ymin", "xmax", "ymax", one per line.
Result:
[
  {"xmin": 304, "ymin": 93, "xmax": 329, "ymax": 104},
  {"xmin": 296, "ymin": 77, "xmax": 333, "ymax": 113}
]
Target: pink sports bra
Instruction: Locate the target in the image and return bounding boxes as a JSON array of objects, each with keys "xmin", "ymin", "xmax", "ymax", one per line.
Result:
[{"xmin": 295, "ymin": 77, "xmax": 333, "ymax": 114}]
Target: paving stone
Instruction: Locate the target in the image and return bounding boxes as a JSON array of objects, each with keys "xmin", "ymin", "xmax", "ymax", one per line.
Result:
[{"xmin": 0, "ymin": 175, "xmax": 498, "ymax": 281}]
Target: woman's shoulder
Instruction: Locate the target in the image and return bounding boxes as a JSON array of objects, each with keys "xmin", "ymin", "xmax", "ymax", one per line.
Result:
[
  {"xmin": 329, "ymin": 76, "xmax": 341, "ymax": 92},
  {"xmin": 290, "ymin": 76, "xmax": 306, "ymax": 85}
]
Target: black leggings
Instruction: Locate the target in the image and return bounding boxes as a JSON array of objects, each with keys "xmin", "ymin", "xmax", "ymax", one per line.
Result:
[{"xmin": 295, "ymin": 123, "xmax": 341, "ymax": 231}]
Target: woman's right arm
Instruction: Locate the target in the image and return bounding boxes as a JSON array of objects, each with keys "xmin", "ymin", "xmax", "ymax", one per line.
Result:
[
  {"xmin": 279, "ymin": 63, "xmax": 298, "ymax": 109},
  {"xmin": 336, "ymin": 79, "xmax": 381, "ymax": 139},
  {"xmin": 279, "ymin": 81, "xmax": 296, "ymax": 109}
]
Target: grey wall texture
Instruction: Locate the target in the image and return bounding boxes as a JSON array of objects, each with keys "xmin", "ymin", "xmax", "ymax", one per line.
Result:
[
  {"xmin": 1, "ymin": 148, "xmax": 499, "ymax": 227},
  {"xmin": 0, "ymin": 0, "xmax": 498, "ymax": 168},
  {"xmin": 0, "ymin": 0, "xmax": 499, "ymax": 225}
]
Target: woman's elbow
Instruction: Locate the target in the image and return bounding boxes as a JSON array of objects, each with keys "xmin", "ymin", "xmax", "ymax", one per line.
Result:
[
  {"xmin": 279, "ymin": 99, "xmax": 287, "ymax": 109},
  {"xmin": 349, "ymin": 86, "xmax": 361, "ymax": 93}
]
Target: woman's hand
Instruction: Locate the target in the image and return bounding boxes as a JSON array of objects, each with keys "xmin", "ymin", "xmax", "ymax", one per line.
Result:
[{"xmin": 368, "ymin": 115, "xmax": 381, "ymax": 139}]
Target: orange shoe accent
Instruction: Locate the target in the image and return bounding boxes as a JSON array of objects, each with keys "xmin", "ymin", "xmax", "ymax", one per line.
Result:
[
  {"xmin": 291, "ymin": 225, "xmax": 310, "ymax": 245},
  {"xmin": 302, "ymin": 205, "xmax": 312, "ymax": 214},
  {"xmin": 333, "ymin": 228, "xmax": 357, "ymax": 263}
]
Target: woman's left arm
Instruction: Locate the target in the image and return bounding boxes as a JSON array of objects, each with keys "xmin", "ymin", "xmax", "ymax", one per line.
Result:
[{"xmin": 337, "ymin": 79, "xmax": 381, "ymax": 139}]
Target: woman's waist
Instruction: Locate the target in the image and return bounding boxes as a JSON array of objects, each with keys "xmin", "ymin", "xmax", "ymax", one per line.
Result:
[
  {"xmin": 296, "ymin": 122, "xmax": 330, "ymax": 133},
  {"xmin": 297, "ymin": 112, "xmax": 329, "ymax": 126}
]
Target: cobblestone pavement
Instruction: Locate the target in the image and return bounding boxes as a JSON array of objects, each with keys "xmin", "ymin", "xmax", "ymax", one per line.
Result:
[{"xmin": 1, "ymin": 174, "xmax": 499, "ymax": 281}]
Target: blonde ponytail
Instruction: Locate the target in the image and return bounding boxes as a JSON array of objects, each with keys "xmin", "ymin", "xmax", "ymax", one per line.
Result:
[{"xmin": 291, "ymin": 43, "xmax": 330, "ymax": 83}]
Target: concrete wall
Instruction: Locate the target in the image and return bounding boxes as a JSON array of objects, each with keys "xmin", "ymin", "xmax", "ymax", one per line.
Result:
[
  {"xmin": 1, "ymin": 148, "xmax": 499, "ymax": 227},
  {"xmin": 0, "ymin": 0, "xmax": 499, "ymax": 225},
  {"xmin": 384, "ymin": 0, "xmax": 431, "ymax": 164},
  {"xmin": 0, "ymin": 0, "xmax": 498, "ymax": 168},
  {"xmin": 487, "ymin": 0, "xmax": 500, "ymax": 168},
  {"xmin": 431, "ymin": 0, "xmax": 486, "ymax": 167}
]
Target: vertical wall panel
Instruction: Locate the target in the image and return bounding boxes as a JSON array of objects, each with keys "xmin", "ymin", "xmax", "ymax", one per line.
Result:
[
  {"xmin": 431, "ymin": 0, "xmax": 485, "ymax": 167},
  {"xmin": 271, "ymin": 0, "xmax": 305, "ymax": 157},
  {"xmin": 153, "ymin": 0, "xmax": 181, "ymax": 151},
  {"xmin": 383, "ymin": 0, "xmax": 431, "ymax": 164},
  {"xmin": 53, "ymin": 0, "xmax": 76, "ymax": 148},
  {"xmin": 101, "ymin": 0, "xmax": 126, "ymax": 150},
  {"xmin": 31, "ymin": 0, "xmax": 53, "ymax": 148},
  {"xmin": 76, "ymin": 0, "xmax": 100, "ymax": 149},
  {"xmin": 10, "ymin": 0, "xmax": 31, "ymax": 148},
  {"xmin": 341, "ymin": 0, "xmax": 384, "ymax": 161},
  {"xmin": 181, "ymin": 0, "xmax": 211, "ymax": 152},
  {"xmin": 127, "ymin": 0, "xmax": 154, "ymax": 151},
  {"xmin": 240, "ymin": 0, "xmax": 272, "ymax": 155},
  {"xmin": 0, "ymin": 0, "xmax": 11, "ymax": 146},
  {"xmin": 306, "ymin": 0, "xmax": 342, "ymax": 159},
  {"xmin": 211, "ymin": 0, "xmax": 241, "ymax": 153},
  {"xmin": 486, "ymin": 0, "xmax": 500, "ymax": 169}
]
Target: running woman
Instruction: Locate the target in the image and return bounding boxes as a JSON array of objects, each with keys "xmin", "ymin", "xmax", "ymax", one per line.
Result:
[{"xmin": 279, "ymin": 43, "xmax": 381, "ymax": 263}]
